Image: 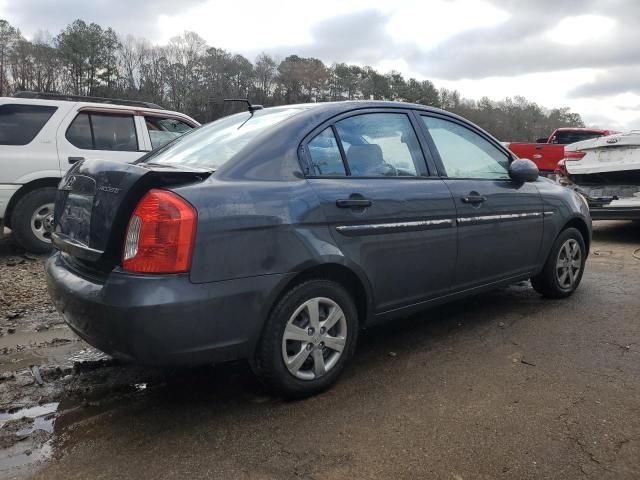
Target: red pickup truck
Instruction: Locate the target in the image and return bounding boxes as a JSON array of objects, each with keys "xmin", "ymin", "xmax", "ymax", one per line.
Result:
[{"xmin": 506, "ymin": 128, "xmax": 617, "ymax": 174}]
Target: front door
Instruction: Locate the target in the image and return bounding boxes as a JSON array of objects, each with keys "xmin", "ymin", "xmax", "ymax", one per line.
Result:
[
  {"xmin": 419, "ymin": 114, "xmax": 543, "ymax": 291},
  {"xmin": 303, "ymin": 111, "xmax": 458, "ymax": 313}
]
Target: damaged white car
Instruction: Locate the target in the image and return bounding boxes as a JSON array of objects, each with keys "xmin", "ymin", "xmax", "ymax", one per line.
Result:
[{"xmin": 556, "ymin": 131, "xmax": 640, "ymax": 220}]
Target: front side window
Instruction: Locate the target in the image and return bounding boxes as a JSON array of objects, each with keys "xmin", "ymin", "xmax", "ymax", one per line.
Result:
[
  {"xmin": 0, "ymin": 104, "xmax": 57, "ymax": 146},
  {"xmin": 334, "ymin": 113, "xmax": 422, "ymax": 177},
  {"xmin": 145, "ymin": 116, "xmax": 194, "ymax": 149},
  {"xmin": 66, "ymin": 112, "xmax": 138, "ymax": 151},
  {"xmin": 307, "ymin": 128, "xmax": 346, "ymax": 176},
  {"xmin": 422, "ymin": 116, "xmax": 509, "ymax": 179}
]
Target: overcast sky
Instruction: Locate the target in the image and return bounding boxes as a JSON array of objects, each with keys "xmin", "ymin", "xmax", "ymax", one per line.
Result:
[{"xmin": 2, "ymin": 0, "xmax": 639, "ymax": 130}]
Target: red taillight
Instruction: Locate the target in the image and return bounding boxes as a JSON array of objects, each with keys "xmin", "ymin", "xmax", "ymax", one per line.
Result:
[
  {"xmin": 555, "ymin": 159, "xmax": 569, "ymax": 177},
  {"xmin": 122, "ymin": 189, "xmax": 196, "ymax": 274},
  {"xmin": 564, "ymin": 150, "xmax": 585, "ymax": 161}
]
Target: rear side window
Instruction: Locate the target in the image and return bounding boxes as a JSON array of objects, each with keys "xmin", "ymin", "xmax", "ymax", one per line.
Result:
[
  {"xmin": 307, "ymin": 128, "xmax": 346, "ymax": 176},
  {"xmin": 65, "ymin": 113, "xmax": 92, "ymax": 149},
  {"xmin": 0, "ymin": 104, "xmax": 57, "ymax": 146},
  {"xmin": 66, "ymin": 112, "xmax": 138, "ymax": 151},
  {"xmin": 145, "ymin": 116, "xmax": 194, "ymax": 149},
  {"xmin": 334, "ymin": 113, "xmax": 422, "ymax": 177}
]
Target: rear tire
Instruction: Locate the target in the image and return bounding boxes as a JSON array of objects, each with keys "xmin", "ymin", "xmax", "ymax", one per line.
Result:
[
  {"xmin": 10, "ymin": 187, "xmax": 57, "ymax": 254},
  {"xmin": 531, "ymin": 227, "xmax": 586, "ymax": 298},
  {"xmin": 253, "ymin": 279, "xmax": 358, "ymax": 399}
]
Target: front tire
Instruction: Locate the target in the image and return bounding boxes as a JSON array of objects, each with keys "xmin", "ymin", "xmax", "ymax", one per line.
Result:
[
  {"xmin": 254, "ymin": 280, "xmax": 359, "ymax": 399},
  {"xmin": 531, "ymin": 227, "xmax": 586, "ymax": 298},
  {"xmin": 10, "ymin": 187, "xmax": 57, "ymax": 254}
]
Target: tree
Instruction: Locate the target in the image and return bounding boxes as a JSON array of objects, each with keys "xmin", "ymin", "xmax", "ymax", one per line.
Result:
[
  {"xmin": 0, "ymin": 19, "xmax": 21, "ymax": 95},
  {"xmin": 0, "ymin": 17, "xmax": 586, "ymax": 137},
  {"xmin": 56, "ymin": 19, "xmax": 121, "ymax": 95},
  {"xmin": 254, "ymin": 53, "xmax": 277, "ymax": 103}
]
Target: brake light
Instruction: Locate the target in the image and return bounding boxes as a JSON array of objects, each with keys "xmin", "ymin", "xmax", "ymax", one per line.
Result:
[
  {"xmin": 122, "ymin": 189, "xmax": 196, "ymax": 273},
  {"xmin": 555, "ymin": 159, "xmax": 568, "ymax": 177},
  {"xmin": 564, "ymin": 150, "xmax": 585, "ymax": 161}
]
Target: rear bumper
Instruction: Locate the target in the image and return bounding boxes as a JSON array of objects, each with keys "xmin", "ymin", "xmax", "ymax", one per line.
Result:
[{"xmin": 46, "ymin": 252, "xmax": 293, "ymax": 366}]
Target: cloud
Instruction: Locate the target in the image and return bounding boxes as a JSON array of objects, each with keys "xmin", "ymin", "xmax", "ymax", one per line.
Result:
[
  {"xmin": 258, "ymin": 9, "xmax": 406, "ymax": 67},
  {"xmin": 414, "ymin": 0, "xmax": 640, "ymax": 80},
  {"xmin": 569, "ymin": 67, "xmax": 640, "ymax": 98},
  {"xmin": 3, "ymin": 0, "xmax": 208, "ymax": 40}
]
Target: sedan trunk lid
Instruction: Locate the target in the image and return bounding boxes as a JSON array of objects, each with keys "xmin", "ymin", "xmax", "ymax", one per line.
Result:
[{"xmin": 53, "ymin": 158, "xmax": 211, "ymax": 265}]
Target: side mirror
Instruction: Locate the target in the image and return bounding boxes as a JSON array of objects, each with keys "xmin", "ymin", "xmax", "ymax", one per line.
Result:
[
  {"xmin": 509, "ymin": 158, "xmax": 539, "ymax": 183},
  {"xmin": 535, "ymin": 137, "xmax": 548, "ymax": 144}
]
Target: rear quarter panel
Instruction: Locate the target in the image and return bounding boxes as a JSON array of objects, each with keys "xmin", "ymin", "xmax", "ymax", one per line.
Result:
[{"xmin": 176, "ymin": 177, "xmax": 348, "ymax": 284}]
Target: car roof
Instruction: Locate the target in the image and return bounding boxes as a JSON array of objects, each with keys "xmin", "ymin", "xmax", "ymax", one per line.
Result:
[
  {"xmin": 282, "ymin": 100, "xmax": 448, "ymax": 115},
  {"xmin": 258, "ymin": 100, "xmax": 461, "ymax": 133},
  {"xmin": 0, "ymin": 96, "xmax": 199, "ymax": 124},
  {"xmin": 555, "ymin": 127, "xmax": 610, "ymax": 133}
]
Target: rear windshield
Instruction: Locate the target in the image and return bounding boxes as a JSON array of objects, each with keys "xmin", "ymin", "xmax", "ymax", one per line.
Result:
[
  {"xmin": 554, "ymin": 131, "xmax": 604, "ymax": 144},
  {"xmin": 142, "ymin": 107, "xmax": 305, "ymax": 169},
  {"xmin": 0, "ymin": 104, "xmax": 57, "ymax": 145}
]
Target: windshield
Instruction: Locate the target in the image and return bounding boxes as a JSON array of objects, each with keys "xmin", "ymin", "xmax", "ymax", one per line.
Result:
[{"xmin": 142, "ymin": 107, "xmax": 305, "ymax": 169}]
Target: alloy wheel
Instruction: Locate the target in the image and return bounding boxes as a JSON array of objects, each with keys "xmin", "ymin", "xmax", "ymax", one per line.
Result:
[
  {"xmin": 555, "ymin": 238, "xmax": 582, "ymax": 289},
  {"xmin": 281, "ymin": 297, "xmax": 347, "ymax": 381}
]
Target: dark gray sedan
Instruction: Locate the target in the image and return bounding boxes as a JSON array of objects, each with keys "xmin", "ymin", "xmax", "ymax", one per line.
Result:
[{"xmin": 46, "ymin": 101, "xmax": 591, "ymax": 397}]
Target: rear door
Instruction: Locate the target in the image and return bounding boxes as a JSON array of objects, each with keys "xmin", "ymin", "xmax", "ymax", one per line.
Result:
[
  {"xmin": 303, "ymin": 109, "xmax": 458, "ymax": 313},
  {"xmin": 57, "ymin": 108, "xmax": 145, "ymax": 172},
  {"xmin": 419, "ymin": 114, "xmax": 543, "ymax": 291}
]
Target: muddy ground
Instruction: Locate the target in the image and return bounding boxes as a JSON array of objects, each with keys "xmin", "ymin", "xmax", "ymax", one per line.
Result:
[{"xmin": 0, "ymin": 221, "xmax": 639, "ymax": 479}]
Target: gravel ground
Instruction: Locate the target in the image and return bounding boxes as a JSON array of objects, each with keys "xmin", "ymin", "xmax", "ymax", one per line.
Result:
[
  {"xmin": 1, "ymin": 221, "xmax": 639, "ymax": 479},
  {"xmin": 0, "ymin": 237, "xmax": 62, "ymax": 336}
]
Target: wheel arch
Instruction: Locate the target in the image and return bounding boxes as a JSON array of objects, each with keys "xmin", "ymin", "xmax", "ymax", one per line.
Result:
[
  {"xmin": 4, "ymin": 178, "xmax": 60, "ymax": 229},
  {"xmin": 563, "ymin": 216, "xmax": 591, "ymax": 254},
  {"xmin": 250, "ymin": 261, "xmax": 374, "ymax": 360}
]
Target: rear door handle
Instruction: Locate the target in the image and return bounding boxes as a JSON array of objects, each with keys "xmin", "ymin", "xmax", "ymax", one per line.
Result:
[
  {"xmin": 461, "ymin": 195, "xmax": 487, "ymax": 204},
  {"xmin": 68, "ymin": 156, "xmax": 84, "ymax": 164},
  {"xmin": 336, "ymin": 198, "xmax": 372, "ymax": 208}
]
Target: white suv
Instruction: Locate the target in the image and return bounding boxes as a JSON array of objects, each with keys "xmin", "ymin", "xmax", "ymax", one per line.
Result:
[{"xmin": 0, "ymin": 93, "xmax": 199, "ymax": 253}]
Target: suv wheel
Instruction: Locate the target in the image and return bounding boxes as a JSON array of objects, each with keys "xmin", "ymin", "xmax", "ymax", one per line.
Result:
[
  {"xmin": 254, "ymin": 280, "xmax": 358, "ymax": 398},
  {"xmin": 11, "ymin": 187, "xmax": 57, "ymax": 254},
  {"xmin": 531, "ymin": 227, "xmax": 586, "ymax": 298}
]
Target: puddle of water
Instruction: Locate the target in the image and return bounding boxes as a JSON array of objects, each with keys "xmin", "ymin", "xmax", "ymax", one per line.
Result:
[
  {"xmin": 0, "ymin": 440, "xmax": 53, "ymax": 472},
  {"xmin": 0, "ymin": 402, "xmax": 60, "ymax": 477},
  {"xmin": 0, "ymin": 402, "xmax": 59, "ymax": 424},
  {"xmin": 0, "ymin": 340, "xmax": 85, "ymax": 374},
  {"xmin": 0, "ymin": 327, "xmax": 75, "ymax": 350}
]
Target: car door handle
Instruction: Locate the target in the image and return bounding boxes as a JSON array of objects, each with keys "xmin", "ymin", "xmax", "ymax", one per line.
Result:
[
  {"xmin": 461, "ymin": 195, "xmax": 487, "ymax": 204},
  {"xmin": 68, "ymin": 156, "xmax": 85, "ymax": 164},
  {"xmin": 535, "ymin": 146, "xmax": 543, "ymax": 150},
  {"xmin": 336, "ymin": 198, "xmax": 373, "ymax": 208}
]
